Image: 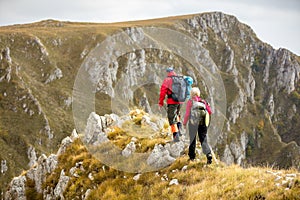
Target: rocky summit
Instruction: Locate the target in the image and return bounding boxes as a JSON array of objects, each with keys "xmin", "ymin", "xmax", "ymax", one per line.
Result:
[{"xmin": 0, "ymin": 11, "xmax": 299, "ymax": 198}]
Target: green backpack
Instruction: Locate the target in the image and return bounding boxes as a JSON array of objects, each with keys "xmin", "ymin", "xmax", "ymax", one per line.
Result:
[{"xmin": 189, "ymin": 100, "xmax": 208, "ymax": 126}]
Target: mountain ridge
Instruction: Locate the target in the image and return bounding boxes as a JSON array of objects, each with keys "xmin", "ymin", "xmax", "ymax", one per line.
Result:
[
  {"xmin": 5, "ymin": 110, "xmax": 300, "ymax": 199},
  {"xmin": 0, "ymin": 11, "xmax": 299, "ymax": 196}
]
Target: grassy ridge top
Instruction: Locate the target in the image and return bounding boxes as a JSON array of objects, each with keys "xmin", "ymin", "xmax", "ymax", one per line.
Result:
[
  {"xmin": 21, "ymin": 109, "xmax": 300, "ymax": 199},
  {"xmin": 26, "ymin": 136, "xmax": 300, "ymax": 200}
]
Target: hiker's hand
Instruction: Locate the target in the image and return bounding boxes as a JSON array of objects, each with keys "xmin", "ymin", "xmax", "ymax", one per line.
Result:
[
  {"xmin": 158, "ymin": 105, "xmax": 163, "ymax": 111},
  {"xmin": 183, "ymin": 125, "xmax": 186, "ymax": 129}
]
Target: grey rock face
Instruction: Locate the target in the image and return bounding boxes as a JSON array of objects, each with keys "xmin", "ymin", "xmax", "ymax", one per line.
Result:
[
  {"xmin": 5, "ymin": 175, "xmax": 27, "ymax": 200},
  {"xmin": 45, "ymin": 68, "xmax": 63, "ymax": 84},
  {"xmin": 53, "ymin": 170, "xmax": 70, "ymax": 200},
  {"xmin": 165, "ymin": 141, "xmax": 185, "ymax": 158},
  {"xmin": 122, "ymin": 141, "xmax": 136, "ymax": 157},
  {"xmin": 139, "ymin": 93, "xmax": 152, "ymax": 114},
  {"xmin": 1, "ymin": 160, "xmax": 8, "ymax": 174},
  {"xmin": 147, "ymin": 144, "xmax": 176, "ymax": 169},
  {"xmin": 0, "ymin": 47, "xmax": 12, "ymax": 83},
  {"xmin": 26, "ymin": 154, "xmax": 58, "ymax": 193},
  {"xmin": 5, "ymin": 128, "xmax": 78, "ymax": 198},
  {"xmin": 27, "ymin": 146, "xmax": 37, "ymax": 168},
  {"xmin": 84, "ymin": 112, "xmax": 110, "ymax": 145}
]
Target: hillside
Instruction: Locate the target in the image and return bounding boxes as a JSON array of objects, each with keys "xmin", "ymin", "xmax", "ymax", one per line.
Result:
[
  {"xmin": 0, "ymin": 11, "xmax": 300, "ymax": 195},
  {"xmin": 5, "ymin": 111, "xmax": 300, "ymax": 199}
]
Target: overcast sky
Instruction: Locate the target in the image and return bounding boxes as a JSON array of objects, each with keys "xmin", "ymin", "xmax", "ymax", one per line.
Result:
[{"xmin": 0, "ymin": 0, "xmax": 299, "ymax": 55}]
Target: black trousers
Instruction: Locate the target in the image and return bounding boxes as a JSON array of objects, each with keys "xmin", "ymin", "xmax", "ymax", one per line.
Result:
[
  {"xmin": 167, "ymin": 104, "xmax": 181, "ymax": 125},
  {"xmin": 188, "ymin": 123, "xmax": 211, "ymax": 160}
]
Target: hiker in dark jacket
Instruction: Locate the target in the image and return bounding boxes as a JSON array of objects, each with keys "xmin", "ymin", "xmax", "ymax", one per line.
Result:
[
  {"xmin": 183, "ymin": 87, "xmax": 213, "ymax": 164},
  {"xmin": 159, "ymin": 67, "xmax": 183, "ymax": 142}
]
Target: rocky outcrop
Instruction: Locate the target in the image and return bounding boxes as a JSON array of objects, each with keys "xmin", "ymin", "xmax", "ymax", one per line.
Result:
[
  {"xmin": 27, "ymin": 146, "xmax": 37, "ymax": 168},
  {"xmin": 83, "ymin": 112, "xmax": 117, "ymax": 145},
  {"xmin": 139, "ymin": 93, "xmax": 152, "ymax": 114},
  {"xmin": 45, "ymin": 67, "xmax": 63, "ymax": 84},
  {"xmin": 146, "ymin": 140, "xmax": 185, "ymax": 169},
  {"xmin": 222, "ymin": 132, "xmax": 248, "ymax": 165},
  {"xmin": 84, "ymin": 110, "xmax": 186, "ymax": 170},
  {"xmin": 5, "ymin": 130, "xmax": 78, "ymax": 199},
  {"xmin": 1, "ymin": 160, "xmax": 8, "ymax": 174},
  {"xmin": 0, "ymin": 47, "xmax": 12, "ymax": 83},
  {"xmin": 273, "ymin": 49, "xmax": 300, "ymax": 94},
  {"xmin": 53, "ymin": 170, "xmax": 70, "ymax": 200},
  {"xmin": 26, "ymin": 154, "xmax": 58, "ymax": 193},
  {"xmin": 5, "ymin": 108, "xmax": 189, "ymax": 198},
  {"xmin": 5, "ymin": 175, "xmax": 27, "ymax": 200},
  {"xmin": 122, "ymin": 138, "xmax": 137, "ymax": 157},
  {"xmin": 147, "ymin": 144, "xmax": 176, "ymax": 168}
]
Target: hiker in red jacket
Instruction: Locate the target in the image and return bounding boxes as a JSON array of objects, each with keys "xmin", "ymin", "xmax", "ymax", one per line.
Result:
[
  {"xmin": 159, "ymin": 67, "xmax": 183, "ymax": 142},
  {"xmin": 183, "ymin": 87, "xmax": 213, "ymax": 164}
]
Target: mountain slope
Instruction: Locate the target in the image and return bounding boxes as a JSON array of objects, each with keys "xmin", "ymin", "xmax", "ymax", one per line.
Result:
[
  {"xmin": 0, "ymin": 12, "xmax": 299, "ymax": 194},
  {"xmin": 5, "ymin": 113, "xmax": 300, "ymax": 200}
]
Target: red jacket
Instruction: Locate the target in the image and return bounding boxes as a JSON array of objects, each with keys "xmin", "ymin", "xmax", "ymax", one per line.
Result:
[
  {"xmin": 183, "ymin": 96, "xmax": 212, "ymax": 125},
  {"xmin": 159, "ymin": 71, "xmax": 182, "ymax": 106}
]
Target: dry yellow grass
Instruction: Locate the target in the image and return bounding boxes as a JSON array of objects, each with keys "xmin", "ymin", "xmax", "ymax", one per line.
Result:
[
  {"xmin": 77, "ymin": 111, "xmax": 300, "ymax": 199},
  {"xmin": 23, "ymin": 135, "xmax": 299, "ymax": 200}
]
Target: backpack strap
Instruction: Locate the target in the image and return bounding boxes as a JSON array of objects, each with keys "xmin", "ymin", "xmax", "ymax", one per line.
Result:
[
  {"xmin": 167, "ymin": 75, "xmax": 177, "ymax": 99},
  {"xmin": 166, "ymin": 76, "xmax": 174, "ymax": 99}
]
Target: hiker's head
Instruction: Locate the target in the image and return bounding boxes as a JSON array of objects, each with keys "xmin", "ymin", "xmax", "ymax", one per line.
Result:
[
  {"xmin": 166, "ymin": 67, "xmax": 174, "ymax": 73},
  {"xmin": 191, "ymin": 87, "xmax": 200, "ymax": 97},
  {"xmin": 166, "ymin": 67, "xmax": 176, "ymax": 76}
]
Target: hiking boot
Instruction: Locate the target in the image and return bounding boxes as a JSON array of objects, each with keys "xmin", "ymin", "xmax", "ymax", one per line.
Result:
[
  {"xmin": 178, "ymin": 130, "xmax": 182, "ymax": 137},
  {"xmin": 173, "ymin": 132, "xmax": 180, "ymax": 142},
  {"xmin": 206, "ymin": 153, "xmax": 212, "ymax": 165},
  {"xmin": 177, "ymin": 122, "xmax": 182, "ymax": 136}
]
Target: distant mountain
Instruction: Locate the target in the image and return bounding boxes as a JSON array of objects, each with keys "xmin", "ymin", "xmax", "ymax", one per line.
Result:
[{"xmin": 0, "ymin": 12, "xmax": 299, "ymax": 195}]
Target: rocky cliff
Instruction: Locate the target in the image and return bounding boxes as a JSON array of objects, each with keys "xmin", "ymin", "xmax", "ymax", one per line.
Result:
[{"xmin": 0, "ymin": 12, "xmax": 299, "ymax": 194}]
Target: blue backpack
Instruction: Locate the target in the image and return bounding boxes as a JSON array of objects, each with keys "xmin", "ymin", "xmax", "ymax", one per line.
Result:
[{"xmin": 184, "ymin": 76, "xmax": 193, "ymax": 99}]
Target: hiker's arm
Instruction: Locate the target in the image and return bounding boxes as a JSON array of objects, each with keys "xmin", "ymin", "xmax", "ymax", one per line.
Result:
[
  {"xmin": 183, "ymin": 100, "xmax": 192, "ymax": 125},
  {"xmin": 205, "ymin": 101, "xmax": 212, "ymax": 115},
  {"xmin": 158, "ymin": 79, "xmax": 169, "ymax": 106}
]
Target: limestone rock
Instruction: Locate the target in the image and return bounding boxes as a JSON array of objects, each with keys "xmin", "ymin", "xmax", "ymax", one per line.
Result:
[
  {"xmin": 122, "ymin": 141, "xmax": 136, "ymax": 157},
  {"xmin": 165, "ymin": 141, "xmax": 185, "ymax": 158},
  {"xmin": 169, "ymin": 179, "xmax": 179, "ymax": 186},
  {"xmin": 147, "ymin": 144, "xmax": 176, "ymax": 169},
  {"xmin": 53, "ymin": 170, "xmax": 70, "ymax": 200},
  {"xmin": 45, "ymin": 68, "xmax": 63, "ymax": 84},
  {"xmin": 133, "ymin": 174, "xmax": 141, "ymax": 181},
  {"xmin": 26, "ymin": 154, "xmax": 58, "ymax": 193},
  {"xmin": 27, "ymin": 146, "xmax": 37, "ymax": 168},
  {"xmin": 1, "ymin": 160, "xmax": 8, "ymax": 174},
  {"xmin": 0, "ymin": 47, "xmax": 12, "ymax": 83},
  {"xmin": 84, "ymin": 112, "xmax": 107, "ymax": 144},
  {"xmin": 141, "ymin": 115, "xmax": 159, "ymax": 132},
  {"xmin": 5, "ymin": 175, "xmax": 26, "ymax": 200},
  {"xmin": 139, "ymin": 93, "xmax": 152, "ymax": 114}
]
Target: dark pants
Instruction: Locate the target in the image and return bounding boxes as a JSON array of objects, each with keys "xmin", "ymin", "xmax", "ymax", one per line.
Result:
[
  {"xmin": 167, "ymin": 104, "xmax": 181, "ymax": 125},
  {"xmin": 188, "ymin": 123, "xmax": 211, "ymax": 160}
]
